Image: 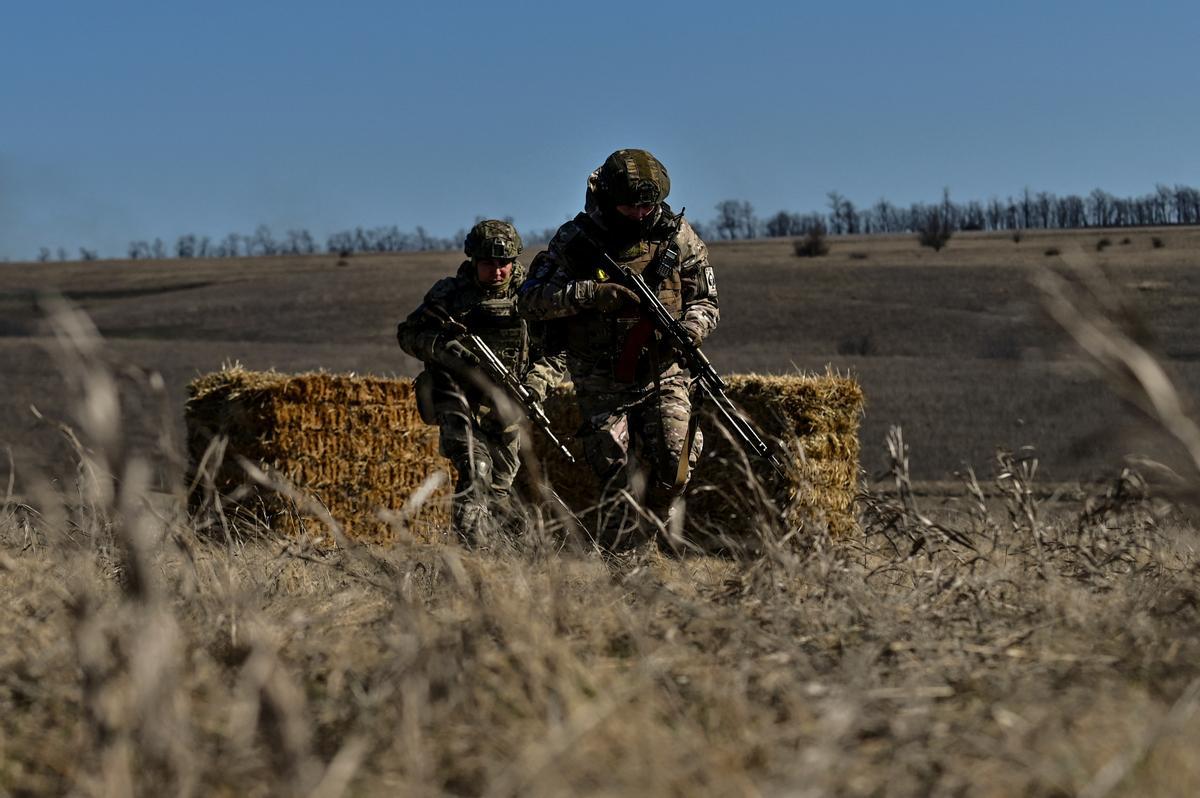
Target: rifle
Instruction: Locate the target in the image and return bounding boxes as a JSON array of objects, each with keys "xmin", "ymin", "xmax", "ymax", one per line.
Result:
[
  {"xmin": 422, "ymin": 306, "xmax": 575, "ymax": 464},
  {"xmin": 575, "ymin": 216, "xmax": 790, "ymax": 482}
]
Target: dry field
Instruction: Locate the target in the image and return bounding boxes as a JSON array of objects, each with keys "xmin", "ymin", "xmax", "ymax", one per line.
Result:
[
  {"xmin": 2, "ymin": 228, "xmax": 1200, "ymax": 795},
  {"xmin": 2, "ymin": 298, "xmax": 1200, "ymax": 796},
  {"xmin": 3, "ymin": 225, "xmax": 1200, "ymax": 483}
]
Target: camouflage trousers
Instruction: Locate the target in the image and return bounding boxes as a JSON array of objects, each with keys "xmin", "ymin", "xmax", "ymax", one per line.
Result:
[
  {"xmin": 436, "ymin": 408, "xmax": 520, "ymax": 545},
  {"xmin": 573, "ymin": 361, "xmax": 702, "ymax": 546}
]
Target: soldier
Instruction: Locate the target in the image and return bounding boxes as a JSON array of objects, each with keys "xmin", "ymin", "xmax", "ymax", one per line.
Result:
[
  {"xmin": 397, "ymin": 220, "xmax": 565, "ymax": 544},
  {"xmin": 518, "ymin": 149, "xmax": 718, "ymax": 547}
]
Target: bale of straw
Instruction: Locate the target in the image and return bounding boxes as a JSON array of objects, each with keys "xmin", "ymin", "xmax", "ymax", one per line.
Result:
[
  {"xmin": 186, "ymin": 367, "xmax": 863, "ymax": 546},
  {"xmin": 187, "ymin": 367, "xmax": 451, "ymax": 545},
  {"xmin": 531, "ymin": 372, "xmax": 864, "ymax": 541}
]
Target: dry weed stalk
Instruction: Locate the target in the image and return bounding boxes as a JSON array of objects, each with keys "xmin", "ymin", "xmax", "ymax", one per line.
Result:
[
  {"xmin": 1038, "ymin": 254, "xmax": 1200, "ymax": 493},
  {"xmin": 860, "ymin": 426, "xmax": 977, "ymax": 563},
  {"xmin": 37, "ymin": 296, "xmax": 197, "ymax": 796},
  {"xmin": 995, "ymin": 447, "xmax": 1043, "ymax": 554}
]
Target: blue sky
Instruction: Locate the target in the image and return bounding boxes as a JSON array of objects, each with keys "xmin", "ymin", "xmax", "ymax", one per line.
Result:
[{"xmin": 2, "ymin": 0, "xmax": 1197, "ymax": 259}]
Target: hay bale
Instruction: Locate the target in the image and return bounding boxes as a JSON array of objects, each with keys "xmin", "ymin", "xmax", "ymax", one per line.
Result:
[
  {"xmin": 532, "ymin": 372, "xmax": 864, "ymax": 541},
  {"xmin": 186, "ymin": 367, "xmax": 863, "ymax": 545},
  {"xmin": 186, "ymin": 367, "xmax": 451, "ymax": 544}
]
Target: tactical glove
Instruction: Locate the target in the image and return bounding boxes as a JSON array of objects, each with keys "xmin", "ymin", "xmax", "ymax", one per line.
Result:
[
  {"xmin": 670, "ymin": 322, "xmax": 704, "ymax": 367},
  {"xmin": 523, "ymin": 377, "xmax": 549, "ymax": 404},
  {"xmin": 436, "ymin": 337, "xmax": 479, "ymax": 369},
  {"xmin": 593, "ymin": 283, "xmax": 640, "ymax": 315}
]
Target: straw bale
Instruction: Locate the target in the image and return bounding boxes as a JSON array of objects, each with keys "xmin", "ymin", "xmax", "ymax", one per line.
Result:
[
  {"xmin": 187, "ymin": 367, "xmax": 452, "ymax": 544},
  {"xmin": 186, "ymin": 366, "xmax": 863, "ymax": 547},
  {"xmin": 528, "ymin": 371, "xmax": 864, "ymax": 542}
]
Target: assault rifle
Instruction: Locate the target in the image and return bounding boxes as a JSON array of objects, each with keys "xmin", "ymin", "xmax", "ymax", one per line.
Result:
[
  {"xmin": 422, "ymin": 306, "xmax": 575, "ymax": 464},
  {"xmin": 576, "ymin": 219, "xmax": 790, "ymax": 482}
]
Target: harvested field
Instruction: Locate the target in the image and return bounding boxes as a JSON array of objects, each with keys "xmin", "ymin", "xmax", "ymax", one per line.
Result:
[
  {"xmin": 6, "ymin": 226, "xmax": 1200, "ymax": 488},
  {"xmin": 4, "ymin": 320, "xmax": 1199, "ymax": 795},
  {"xmin": 3, "ymin": 244, "xmax": 1200, "ymax": 795},
  {"xmin": 186, "ymin": 367, "xmax": 864, "ymax": 544}
]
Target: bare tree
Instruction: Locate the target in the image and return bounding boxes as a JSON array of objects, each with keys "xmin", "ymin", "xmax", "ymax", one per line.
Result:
[
  {"xmin": 961, "ymin": 201, "xmax": 986, "ymax": 231},
  {"xmin": 176, "ymin": 234, "xmax": 197, "ymax": 259},
  {"xmin": 713, "ymin": 200, "xmax": 757, "ymax": 240},
  {"xmin": 250, "ymin": 225, "xmax": 277, "ymax": 256},
  {"xmin": 826, "ymin": 191, "xmax": 846, "ymax": 234},
  {"xmin": 217, "ymin": 233, "xmax": 241, "ymax": 258},
  {"xmin": 1088, "ymin": 189, "xmax": 1115, "ymax": 227},
  {"xmin": 764, "ymin": 211, "xmax": 799, "ymax": 238},
  {"xmin": 283, "ymin": 229, "xmax": 315, "ymax": 255}
]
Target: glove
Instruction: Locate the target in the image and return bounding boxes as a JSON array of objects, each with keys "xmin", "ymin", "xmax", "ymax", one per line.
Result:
[
  {"xmin": 593, "ymin": 283, "xmax": 640, "ymax": 316},
  {"xmin": 681, "ymin": 322, "xmax": 704, "ymax": 348},
  {"xmin": 671, "ymin": 323, "xmax": 704, "ymax": 367},
  {"xmin": 436, "ymin": 337, "xmax": 479, "ymax": 369},
  {"xmin": 523, "ymin": 377, "xmax": 548, "ymax": 404}
]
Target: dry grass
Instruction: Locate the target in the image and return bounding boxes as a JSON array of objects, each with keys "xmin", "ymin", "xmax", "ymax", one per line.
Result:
[{"xmin": 3, "ymin": 299, "xmax": 1200, "ymax": 796}]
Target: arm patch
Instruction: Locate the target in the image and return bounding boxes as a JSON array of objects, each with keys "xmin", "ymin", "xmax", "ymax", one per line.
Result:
[{"xmin": 698, "ymin": 264, "xmax": 717, "ymax": 298}]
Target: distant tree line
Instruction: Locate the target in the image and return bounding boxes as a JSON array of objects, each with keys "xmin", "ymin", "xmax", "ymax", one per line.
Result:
[
  {"xmin": 691, "ymin": 183, "xmax": 1200, "ymax": 241},
  {"xmin": 29, "ymin": 184, "xmax": 1200, "ymax": 261},
  {"xmin": 122, "ymin": 223, "xmax": 461, "ymax": 261},
  {"xmin": 28, "ymin": 223, "xmax": 465, "ymax": 263}
]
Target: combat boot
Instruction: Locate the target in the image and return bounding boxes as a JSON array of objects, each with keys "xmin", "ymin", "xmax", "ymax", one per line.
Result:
[{"xmin": 454, "ymin": 498, "xmax": 495, "ymax": 548}]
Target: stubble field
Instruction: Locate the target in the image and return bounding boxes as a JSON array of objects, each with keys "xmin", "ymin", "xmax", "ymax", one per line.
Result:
[
  {"xmin": 3, "ymin": 225, "xmax": 1200, "ymax": 484},
  {"xmin": 2, "ymin": 226, "xmax": 1200, "ymax": 796}
]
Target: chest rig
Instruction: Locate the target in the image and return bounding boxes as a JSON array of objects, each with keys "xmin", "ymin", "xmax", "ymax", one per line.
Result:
[
  {"xmin": 460, "ymin": 289, "xmax": 529, "ymax": 375},
  {"xmin": 564, "ymin": 213, "xmax": 683, "ymax": 378}
]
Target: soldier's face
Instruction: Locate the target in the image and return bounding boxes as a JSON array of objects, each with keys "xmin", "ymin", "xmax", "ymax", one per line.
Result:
[
  {"xmin": 615, "ymin": 203, "xmax": 657, "ymax": 221},
  {"xmin": 476, "ymin": 258, "xmax": 514, "ymax": 286}
]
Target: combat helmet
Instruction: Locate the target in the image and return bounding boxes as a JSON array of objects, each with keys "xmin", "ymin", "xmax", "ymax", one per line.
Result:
[
  {"xmin": 464, "ymin": 219, "xmax": 523, "ymax": 260},
  {"xmin": 595, "ymin": 149, "xmax": 671, "ymax": 207}
]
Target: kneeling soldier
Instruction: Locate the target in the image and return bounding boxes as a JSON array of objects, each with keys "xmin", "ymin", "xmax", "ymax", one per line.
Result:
[{"xmin": 397, "ymin": 220, "xmax": 566, "ymax": 544}]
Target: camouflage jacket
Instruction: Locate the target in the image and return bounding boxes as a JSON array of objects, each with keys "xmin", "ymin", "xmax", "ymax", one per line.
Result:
[
  {"xmin": 517, "ymin": 174, "xmax": 719, "ymax": 381},
  {"xmin": 396, "ymin": 260, "xmax": 566, "ymax": 402}
]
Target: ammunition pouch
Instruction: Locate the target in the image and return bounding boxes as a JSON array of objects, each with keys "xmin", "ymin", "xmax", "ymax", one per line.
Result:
[{"xmin": 414, "ymin": 370, "xmax": 438, "ymax": 425}]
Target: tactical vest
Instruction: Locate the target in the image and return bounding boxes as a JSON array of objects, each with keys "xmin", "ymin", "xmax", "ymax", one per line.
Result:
[
  {"xmin": 461, "ymin": 289, "xmax": 529, "ymax": 375},
  {"xmin": 563, "ymin": 218, "xmax": 683, "ymax": 373}
]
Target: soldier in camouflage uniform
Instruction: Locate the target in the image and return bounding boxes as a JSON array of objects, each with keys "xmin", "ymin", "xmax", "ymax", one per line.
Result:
[
  {"xmin": 517, "ymin": 149, "xmax": 719, "ymax": 546},
  {"xmin": 397, "ymin": 220, "xmax": 566, "ymax": 543}
]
